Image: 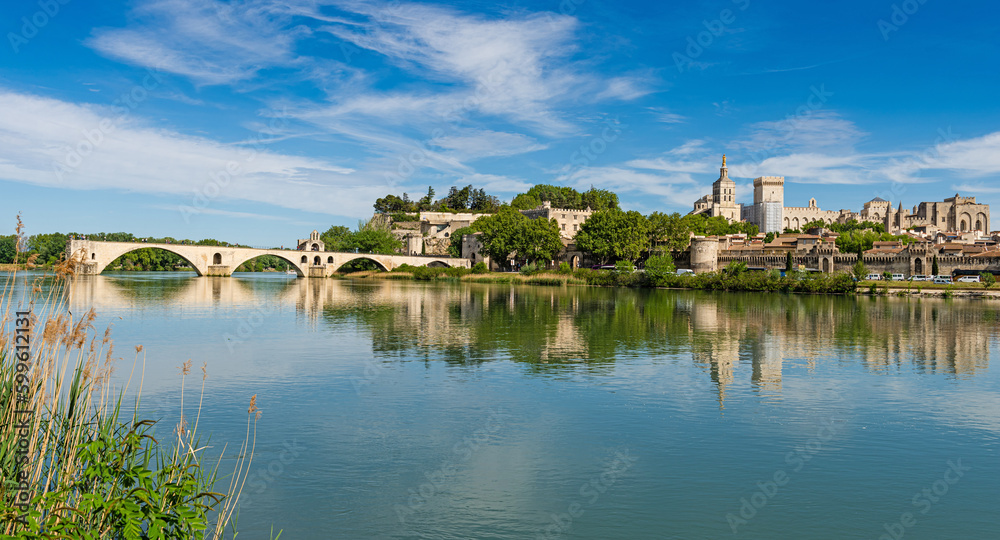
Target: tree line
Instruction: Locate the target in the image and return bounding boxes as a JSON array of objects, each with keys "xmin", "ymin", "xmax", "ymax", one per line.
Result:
[
  {"xmin": 374, "ymin": 184, "xmax": 621, "ymax": 218},
  {"xmin": 447, "ymin": 207, "xmax": 759, "ymax": 270}
]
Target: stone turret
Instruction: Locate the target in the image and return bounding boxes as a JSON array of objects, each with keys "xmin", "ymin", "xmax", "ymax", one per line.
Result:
[{"xmin": 690, "ymin": 236, "xmax": 719, "ymax": 273}]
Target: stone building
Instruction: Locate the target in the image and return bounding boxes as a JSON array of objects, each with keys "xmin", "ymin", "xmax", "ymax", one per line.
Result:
[
  {"xmin": 902, "ymin": 194, "xmax": 991, "ymax": 233},
  {"xmin": 520, "ymin": 202, "xmax": 593, "ymax": 240},
  {"xmin": 691, "ymin": 157, "xmax": 991, "ymax": 237},
  {"xmin": 296, "ymin": 230, "xmax": 324, "ymax": 251},
  {"xmin": 692, "ymin": 155, "xmax": 741, "ymax": 222}
]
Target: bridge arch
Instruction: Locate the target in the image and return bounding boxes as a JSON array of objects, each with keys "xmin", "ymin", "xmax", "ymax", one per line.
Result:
[
  {"xmin": 336, "ymin": 256, "xmax": 390, "ymax": 272},
  {"xmin": 426, "ymin": 260, "xmax": 451, "ymax": 268},
  {"xmin": 87, "ymin": 244, "xmax": 205, "ymax": 276},
  {"xmin": 230, "ymin": 251, "xmax": 306, "ymax": 277}
]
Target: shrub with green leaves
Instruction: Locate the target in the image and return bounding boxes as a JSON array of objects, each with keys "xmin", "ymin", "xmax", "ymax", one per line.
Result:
[
  {"xmin": 472, "ymin": 261, "xmax": 489, "ymax": 274},
  {"xmin": 643, "ymin": 254, "xmax": 676, "ymax": 287}
]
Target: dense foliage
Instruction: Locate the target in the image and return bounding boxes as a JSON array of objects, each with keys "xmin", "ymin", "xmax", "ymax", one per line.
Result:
[
  {"xmin": 801, "ymin": 219, "xmax": 887, "ymax": 234},
  {"xmin": 374, "ymin": 184, "xmax": 500, "ymax": 214},
  {"xmin": 509, "ymin": 185, "xmax": 619, "ymax": 212},
  {"xmin": 473, "ymin": 207, "xmax": 562, "ymax": 269},
  {"xmin": 574, "ymin": 208, "xmax": 650, "ymax": 264},
  {"xmin": 0, "ymin": 234, "xmax": 16, "ymax": 264},
  {"xmin": 835, "ymin": 230, "xmax": 915, "ymax": 253}
]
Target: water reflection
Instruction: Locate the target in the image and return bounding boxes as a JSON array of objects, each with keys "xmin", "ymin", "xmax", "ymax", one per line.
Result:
[{"xmin": 63, "ymin": 274, "xmax": 1000, "ymax": 409}]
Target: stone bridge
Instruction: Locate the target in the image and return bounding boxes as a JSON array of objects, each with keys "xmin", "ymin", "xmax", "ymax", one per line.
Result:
[{"xmin": 66, "ymin": 239, "xmax": 470, "ymax": 277}]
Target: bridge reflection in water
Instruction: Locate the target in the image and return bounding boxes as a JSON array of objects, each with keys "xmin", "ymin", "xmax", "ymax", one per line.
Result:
[{"xmin": 65, "ymin": 274, "xmax": 996, "ymax": 409}]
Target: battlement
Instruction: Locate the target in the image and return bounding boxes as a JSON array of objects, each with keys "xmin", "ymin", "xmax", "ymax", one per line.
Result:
[{"xmin": 753, "ymin": 176, "xmax": 784, "ymax": 185}]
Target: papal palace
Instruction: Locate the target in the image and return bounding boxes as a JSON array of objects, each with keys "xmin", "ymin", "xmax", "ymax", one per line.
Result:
[
  {"xmin": 686, "ymin": 156, "xmax": 998, "ymax": 275},
  {"xmin": 692, "ymin": 156, "xmax": 991, "ymax": 235}
]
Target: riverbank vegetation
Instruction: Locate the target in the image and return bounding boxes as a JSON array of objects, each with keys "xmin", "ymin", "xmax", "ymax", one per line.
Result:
[
  {"xmin": 377, "ymin": 260, "xmax": 860, "ymax": 295},
  {"xmin": 1, "ymin": 261, "xmax": 263, "ymax": 537}
]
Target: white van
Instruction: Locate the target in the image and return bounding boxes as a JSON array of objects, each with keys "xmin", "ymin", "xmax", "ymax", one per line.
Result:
[
  {"xmin": 957, "ymin": 275, "xmax": 981, "ymax": 283},
  {"xmin": 865, "ymin": 274, "xmax": 882, "ymax": 281},
  {"xmin": 891, "ymin": 273, "xmax": 906, "ymax": 281}
]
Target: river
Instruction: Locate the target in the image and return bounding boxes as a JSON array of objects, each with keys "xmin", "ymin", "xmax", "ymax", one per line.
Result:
[{"xmin": 6, "ymin": 272, "xmax": 999, "ymax": 539}]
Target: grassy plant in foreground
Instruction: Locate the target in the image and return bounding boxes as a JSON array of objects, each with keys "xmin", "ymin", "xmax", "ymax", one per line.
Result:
[{"xmin": 1, "ymin": 258, "xmax": 262, "ymax": 538}]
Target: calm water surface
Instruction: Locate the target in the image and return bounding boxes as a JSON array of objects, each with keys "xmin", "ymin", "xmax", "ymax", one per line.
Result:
[{"xmin": 7, "ymin": 272, "xmax": 999, "ymax": 539}]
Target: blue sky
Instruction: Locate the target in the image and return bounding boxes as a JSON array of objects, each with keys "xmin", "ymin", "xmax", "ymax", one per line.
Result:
[{"xmin": 2, "ymin": 0, "xmax": 999, "ymax": 246}]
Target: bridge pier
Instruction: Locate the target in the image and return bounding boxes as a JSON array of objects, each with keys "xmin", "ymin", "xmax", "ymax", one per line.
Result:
[{"xmin": 206, "ymin": 265, "xmax": 232, "ymax": 277}]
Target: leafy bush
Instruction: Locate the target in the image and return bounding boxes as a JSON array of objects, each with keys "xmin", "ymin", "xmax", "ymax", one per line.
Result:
[
  {"xmin": 520, "ymin": 262, "xmax": 544, "ymax": 276},
  {"xmin": 412, "ymin": 266, "xmax": 440, "ymax": 280},
  {"xmin": 389, "ymin": 212, "xmax": 420, "ymax": 222},
  {"xmin": 643, "ymin": 254, "xmax": 676, "ymax": 286},
  {"xmin": 981, "ymin": 272, "xmax": 996, "ymax": 289},
  {"xmin": 558, "ymin": 262, "xmax": 571, "ymax": 274},
  {"xmin": 472, "ymin": 261, "xmax": 489, "ymax": 274},
  {"xmin": 444, "ymin": 266, "xmax": 471, "ymax": 278},
  {"xmin": 614, "ymin": 260, "xmax": 635, "ymax": 274}
]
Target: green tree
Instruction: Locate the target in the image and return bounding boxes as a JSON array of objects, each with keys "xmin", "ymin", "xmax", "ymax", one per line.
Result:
[
  {"xmin": 27, "ymin": 233, "xmax": 69, "ymax": 265},
  {"xmin": 510, "ymin": 193, "xmax": 542, "ymax": 210},
  {"xmin": 321, "ymin": 225, "xmax": 353, "ymax": 252},
  {"xmin": 981, "ymin": 272, "xmax": 996, "ymax": 289},
  {"xmin": 648, "ymin": 212, "xmax": 691, "ymax": 252},
  {"xmin": 474, "ymin": 206, "xmax": 529, "ymax": 270},
  {"xmin": 724, "ymin": 261, "xmax": 748, "ymax": 276},
  {"xmin": 0, "ymin": 235, "xmax": 16, "ymax": 264},
  {"xmin": 470, "ymin": 188, "xmax": 500, "ymax": 213},
  {"xmin": 417, "ymin": 186, "xmax": 436, "ymax": 211},
  {"xmin": 932, "ymin": 255, "xmax": 939, "ymax": 276},
  {"xmin": 348, "ymin": 219, "xmax": 403, "ymax": 254},
  {"xmin": 525, "ymin": 184, "xmax": 583, "ymax": 209},
  {"xmin": 518, "ymin": 217, "xmax": 564, "ymax": 264},
  {"xmin": 644, "ymin": 253, "xmax": 676, "ymax": 285},
  {"xmin": 581, "ymin": 187, "xmax": 619, "ymax": 211},
  {"xmin": 882, "ymin": 271, "xmax": 893, "ymax": 281},
  {"xmin": 852, "ymin": 258, "xmax": 869, "ymax": 281},
  {"xmin": 574, "ymin": 208, "xmax": 650, "ymax": 264},
  {"xmin": 373, "ymin": 194, "xmax": 412, "ymax": 213},
  {"xmin": 785, "ymin": 252, "xmax": 794, "ymax": 272},
  {"xmin": 445, "ymin": 185, "xmax": 472, "ymax": 210}
]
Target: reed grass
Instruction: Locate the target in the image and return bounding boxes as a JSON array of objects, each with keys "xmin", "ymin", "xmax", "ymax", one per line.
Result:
[{"xmin": 1, "ymin": 219, "xmax": 263, "ymax": 538}]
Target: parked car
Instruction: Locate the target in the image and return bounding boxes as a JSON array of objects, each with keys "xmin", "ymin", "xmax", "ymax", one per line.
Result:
[
  {"xmin": 933, "ymin": 277, "xmax": 952, "ymax": 285},
  {"xmin": 957, "ymin": 275, "xmax": 981, "ymax": 283},
  {"xmin": 891, "ymin": 273, "xmax": 906, "ymax": 281},
  {"xmin": 865, "ymin": 274, "xmax": 882, "ymax": 281},
  {"xmin": 675, "ymin": 269, "xmax": 695, "ymax": 275},
  {"xmin": 909, "ymin": 275, "xmax": 931, "ymax": 282}
]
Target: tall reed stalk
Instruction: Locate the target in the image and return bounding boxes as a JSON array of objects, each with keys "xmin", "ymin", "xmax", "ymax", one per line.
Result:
[{"xmin": 1, "ymin": 218, "xmax": 260, "ymax": 538}]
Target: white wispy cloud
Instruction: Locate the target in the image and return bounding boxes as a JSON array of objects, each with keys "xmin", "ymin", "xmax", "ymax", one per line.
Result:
[
  {"xmin": 433, "ymin": 130, "xmax": 548, "ymax": 160},
  {"xmin": 314, "ymin": 1, "xmax": 649, "ymax": 136},
  {"xmin": 0, "ymin": 90, "xmax": 403, "ymax": 219},
  {"xmin": 88, "ymin": 0, "xmax": 308, "ymax": 85},
  {"xmin": 558, "ymin": 166, "xmax": 703, "ymax": 210},
  {"xmin": 736, "ymin": 111, "xmax": 866, "ymax": 155},
  {"xmin": 626, "ymin": 140, "xmax": 715, "ymax": 174},
  {"xmin": 880, "ymin": 131, "xmax": 1000, "ymax": 184}
]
